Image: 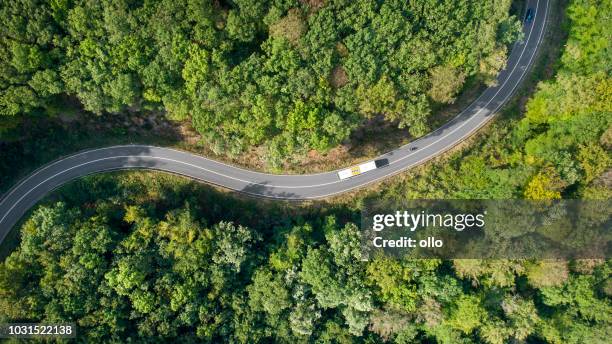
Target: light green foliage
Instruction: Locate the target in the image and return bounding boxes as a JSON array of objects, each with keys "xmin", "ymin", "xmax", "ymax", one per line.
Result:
[
  {"xmin": 11, "ymin": 43, "xmax": 44, "ymax": 73},
  {"xmin": 356, "ymin": 75, "xmax": 429, "ymax": 135},
  {"xmin": 288, "ymin": 299, "xmax": 321, "ymax": 337},
  {"xmin": 0, "ymin": 0, "xmax": 62, "ymax": 118},
  {"xmin": 248, "ymin": 268, "xmax": 291, "ymax": 316},
  {"xmin": 577, "ymin": 143, "xmax": 611, "ymax": 184},
  {"xmin": 301, "ymin": 221, "xmax": 374, "ymax": 335},
  {"xmin": 448, "ymin": 295, "xmax": 487, "ymax": 334},
  {"xmin": 524, "ymin": 168, "xmax": 565, "ymax": 199},
  {"xmin": 539, "ymin": 312, "xmax": 610, "ymax": 344},
  {"xmin": 28, "ymin": 70, "xmax": 63, "ymax": 97},
  {"xmin": 540, "ymin": 273, "xmax": 612, "ymax": 322},
  {"xmin": 480, "ymin": 320, "xmax": 513, "ymax": 344},
  {"xmin": 367, "ymin": 257, "xmax": 418, "ymax": 311},
  {"xmin": 562, "ymin": 0, "xmax": 611, "ymax": 73},
  {"xmin": 284, "ymin": 100, "xmax": 345, "ymax": 152}
]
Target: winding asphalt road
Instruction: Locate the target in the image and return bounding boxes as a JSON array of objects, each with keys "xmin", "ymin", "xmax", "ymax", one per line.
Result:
[{"xmin": 0, "ymin": 0, "xmax": 548, "ymax": 236}]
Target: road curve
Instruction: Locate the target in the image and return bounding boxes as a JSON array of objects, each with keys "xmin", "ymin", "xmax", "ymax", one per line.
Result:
[{"xmin": 0, "ymin": 0, "xmax": 548, "ymax": 236}]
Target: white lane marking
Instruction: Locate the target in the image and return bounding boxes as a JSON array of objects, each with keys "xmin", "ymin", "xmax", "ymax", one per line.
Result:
[
  {"xmin": 0, "ymin": 0, "xmax": 548, "ymax": 221},
  {"xmin": 387, "ymin": 0, "xmax": 542, "ymax": 168},
  {"xmin": 0, "ymin": 154, "xmax": 343, "ymax": 226},
  {"xmin": 164, "ymin": 0, "xmax": 549, "ymax": 200},
  {"xmin": 308, "ymin": 0, "xmax": 549, "ymax": 199},
  {"xmin": 251, "ymin": 0, "xmax": 548, "ymax": 200},
  {"xmin": 0, "ymin": 145, "xmax": 128, "ymax": 209},
  {"xmin": 146, "ymin": 0, "xmax": 545, "ymax": 192},
  {"xmin": 264, "ymin": 0, "xmax": 544, "ymax": 190},
  {"xmin": 182, "ymin": 0, "xmax": 544, "ymax": 188}
]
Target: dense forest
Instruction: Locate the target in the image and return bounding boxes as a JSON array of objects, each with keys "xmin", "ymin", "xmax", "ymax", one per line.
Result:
[
  {"xmin": 0, "ymin": 170, "xmax": 609, "ymax": 343},
  {"xmin": 385, "ymin": 0, "xmax": 610, "ymax": 201},
  {"xmin": 1, "ymin": 0, "xmax": 521, "ymax": 166},
  {"xmin": 1, "ymin": 0, "xmax": 610, "ymax": 342}
]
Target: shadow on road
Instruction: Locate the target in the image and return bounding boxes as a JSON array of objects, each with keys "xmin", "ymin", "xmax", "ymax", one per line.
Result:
[{"xmin": 240, "ymin": 181, "xmax": 300, "ymax": 200}]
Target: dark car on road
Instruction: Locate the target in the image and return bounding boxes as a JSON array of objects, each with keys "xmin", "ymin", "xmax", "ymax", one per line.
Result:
[{"xmin": 525, "ymin": 8, "xmax": 534, "ymax": 22}]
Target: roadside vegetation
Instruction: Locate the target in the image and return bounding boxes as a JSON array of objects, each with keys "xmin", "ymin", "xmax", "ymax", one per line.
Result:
[
  {"xmin": 0, "ymin": 168, "xmax": 609, "ymax": 343},
  {"xmin": 1, "ymin": 0, "xmax": 610, "ymax": 342},
  {"xmin": 1, "ymin": 0, "xmax": 522, "ymax": 169},
  {"xmin": 373, "ymin": 0, "xmax": 611, "ymax": 202}
]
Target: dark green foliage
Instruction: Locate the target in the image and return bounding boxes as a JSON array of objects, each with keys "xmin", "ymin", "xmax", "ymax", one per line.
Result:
[
  {"xmin": 0, "ymin": 0, "xmax": 64, "ymax": 119},
  {"xmin": 0, "ymin": 0, "xmax": 610, "ymax": 343},
  {"xmin": 2, "ymin": 198, "xmax": 260, "ymax": 341},
  {"xmin": 385, "ymin": 0, "xmax": 611, "ymax": 202},
  {"xmin": 1, "ymin": 172, "xmax": 610, "ymax": 343},
  {"xmin": 0, "ymin": 0, "xmax": 520, "ymax": 165}
]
